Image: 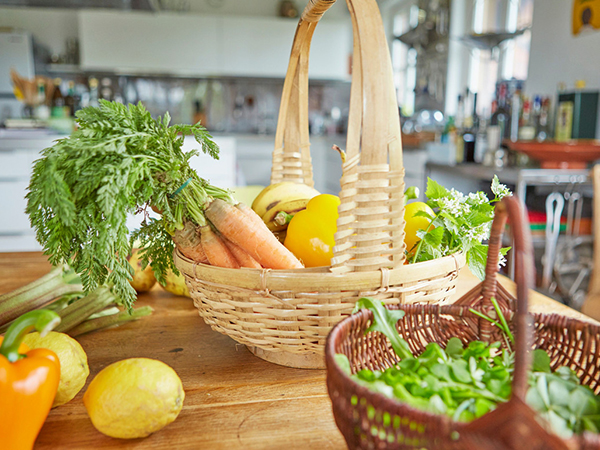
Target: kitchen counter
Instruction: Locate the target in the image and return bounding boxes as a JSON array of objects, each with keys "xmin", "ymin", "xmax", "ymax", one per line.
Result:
[{"xmin": 0, "ymin": 252, "xmax": 594, "ymax": 449}]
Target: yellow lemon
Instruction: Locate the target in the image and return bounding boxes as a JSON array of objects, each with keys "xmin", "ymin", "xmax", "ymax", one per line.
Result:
[
  {"xmin": 403, "ymin": 201, "xmax": 436, "ymax": 254},
  {"xmin": 161, "ymin": 269, "xmax": 190, "ymax": 297},
  {"xmin": 83, "ymin": 358, "xmax": 184, "ymax": 439},
  {"xmin": 23, "ymin": 331, "xmax": 89, "ymax": 408},
  {"xmin": 128, "ymin": 248, "xmax": 157, "ymax": 293}
]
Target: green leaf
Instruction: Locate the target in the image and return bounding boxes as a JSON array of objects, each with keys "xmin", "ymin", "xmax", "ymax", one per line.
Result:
[
  {"xmin": 423, "ymin": 226, "xmax": 445, "ymax": 247},
  {"xmin": 335, "ymin": 353, "xmax": 352, "ymax": 375},
  {"xmin": 445, "ymin": 337, "xmax": 464, "ymax": 358},
  {"xmin": 548, "ymin": 380, "xmax": 570, "ymax": 407},
  {"xmin": 569, "ymin": 387, "xmax": 598, "ymax": 416},
  {"xmin": 532, "ymin": 349, "xmax": 551, "ymax": 373},
  {"xmin": 425, "ymin": 177, "xmax": 449, "ymax": 200},
  {"xmin": 526, "ymin": 385, "xmax": 547, "ymax": 412},
  {"xmin": 355, "ymin": 297, "xmax": 412, "ymax": 360},
  {"xmin": 450, "ymin": 359, "xmax": 472, "ymax": 384},
  {"xmin": 466, "ymin": 242, "xmax": 488, "ymax": 281}
]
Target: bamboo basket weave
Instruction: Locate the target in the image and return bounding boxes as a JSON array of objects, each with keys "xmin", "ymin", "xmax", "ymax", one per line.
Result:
[
  {"xmin": 325, "ymin": 196, "xmax": 600, "ymax": 450},
  {"xmin": 174, "ymin": 0, "xmax": 465, "ymax": 369}
]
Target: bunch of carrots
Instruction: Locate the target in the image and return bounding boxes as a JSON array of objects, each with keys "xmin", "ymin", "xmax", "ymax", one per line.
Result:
[
  {"xmin": 171, "ymin": 199, "xmax": 303, "ymax": 270},
  {"xmin": 26, "ymin": 100, "xmax": 303, "ymax": 311}
]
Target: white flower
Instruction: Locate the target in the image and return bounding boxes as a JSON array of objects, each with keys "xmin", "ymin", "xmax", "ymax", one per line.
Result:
[{"xmin": 498, "ymin": 253, "xmax": 507, "ymax": 268}]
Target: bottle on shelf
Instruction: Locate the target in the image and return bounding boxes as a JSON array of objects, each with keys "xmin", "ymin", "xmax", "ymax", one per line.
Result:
[
  {"xmin": 518, "ymin": 96, "xmax": 536, "ymax": 140},
  {"xmin": 509, "ymin": 87, "xmax": 522, "ymax": 142},
  {"xmin": 536, "ymin": 97, "xmax": 552, "ymax": 141},
  {"xmin": 490, "ymin": 83, "xmax": 510, "ymax": 143},
  {"xmin": 455, "ymin": 93, "xmax": 465, "ymax": 163},
  {"xmin": 64, "ymin": 81, "xmax": 76, "ymax": 117},
  {"xmin": 89, "ymin": 78, "xmax": 99, "ymax": 108},
  {"xmin": 35, "ymin": 79, "xmax": 50, "ymax": 120},
  {"xmin": 462, "ymin": 91, "xmax": 477, "ymax": 163},
  {"xmin": 100, "ymin": 78, "xmax": 113, "ymax": 101},
  {"xmin": 51, "ymin": 78, "xmax": 66, "ymax": 118}
]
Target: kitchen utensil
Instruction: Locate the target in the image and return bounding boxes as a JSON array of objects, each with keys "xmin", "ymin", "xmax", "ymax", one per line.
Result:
[
  {"xmin": 541, "ymin": 190, "xmax": 564, "ymax": 292},
  {"xmin": 174, "ymin": 0, "xmax": 465, "ymax": 369},
  {"xmin": 552, "ymin": 183, "xmax": 592, "ymax": 309},
  {"xmin": 326, "ymin": 195, "xmax": 600, "ymax": 450}
]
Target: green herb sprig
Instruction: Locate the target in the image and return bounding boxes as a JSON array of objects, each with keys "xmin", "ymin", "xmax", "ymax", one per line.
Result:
[
  {"xmin": 26, "ymin": 100, "xmax": 233, "ymax": 310},
  {"xmin": 410, "ymin": 175, "xmax": 511, "ymax": 280}
]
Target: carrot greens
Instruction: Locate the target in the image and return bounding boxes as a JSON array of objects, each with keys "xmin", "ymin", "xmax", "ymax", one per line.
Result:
[{"xmin": 27, "ymin": 100, "xmax": 234, "ymax": 310}]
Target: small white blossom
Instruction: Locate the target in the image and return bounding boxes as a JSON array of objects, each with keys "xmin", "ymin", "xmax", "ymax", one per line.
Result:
[{"xmin": 498, "ymin": 253, "xmax": 507, "ymax": 268}]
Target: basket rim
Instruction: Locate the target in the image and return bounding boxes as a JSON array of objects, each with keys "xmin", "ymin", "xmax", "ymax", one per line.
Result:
[
  {"xmin": 174, "ymin": 249, "xmax": 465, "ymax": 293},
  {"xmin": 324, "ymin": 304, "xmax": 600, "ymax": 442}
]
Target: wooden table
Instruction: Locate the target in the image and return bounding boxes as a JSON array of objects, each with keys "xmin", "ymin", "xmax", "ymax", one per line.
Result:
[{"xmin": 0, "ymin": 252, "xmax": 595, "ymax": 449}]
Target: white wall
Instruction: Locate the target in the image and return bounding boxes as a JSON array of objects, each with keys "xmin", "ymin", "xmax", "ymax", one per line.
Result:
[
  {"xmin": 526, "ymin": 0, "xmax": 600, "ymax": 97},
  {"xmin": 0, "ymin": 7, "xmax": 79, "ymax": 56}
]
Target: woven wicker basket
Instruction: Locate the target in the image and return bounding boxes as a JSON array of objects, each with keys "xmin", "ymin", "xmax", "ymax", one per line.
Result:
[
  {"xmin": 174, "ymin": 0, "xmax": 465, "ymax": 369},
  {"xmin": 325, "ymin": 196, "xmax": 600, "ymax": 450}
]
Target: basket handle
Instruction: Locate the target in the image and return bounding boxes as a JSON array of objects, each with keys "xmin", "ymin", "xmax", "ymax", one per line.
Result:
[
  {"xmin": 489, "ymin": 196, "xmax": 535, "ymax": 400},
  {"xmin": 301, "ymin": 0, "xmax": 337, "ymax": 22},
  {"xmin": 273, "ymin": 0, "xmax": 406, "ymax": 273}
]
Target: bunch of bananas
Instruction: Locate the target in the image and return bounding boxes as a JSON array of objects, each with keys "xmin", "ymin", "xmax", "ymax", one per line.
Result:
[{"xmin": 251, "ymin": 182, "xmax": 320, "ymax": 234}]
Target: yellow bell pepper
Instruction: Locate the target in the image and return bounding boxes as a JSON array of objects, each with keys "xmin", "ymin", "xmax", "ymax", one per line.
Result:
[{"xmin": 284, "ymin": 194, "xmax": 340, "ymax": 267}]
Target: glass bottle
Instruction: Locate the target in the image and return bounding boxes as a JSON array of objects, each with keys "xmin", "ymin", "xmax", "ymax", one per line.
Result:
[
  {"xmin": 89, "ymin": 78, "xmax": 99, "ymax": 107},
  {"xmin": 64, "ymin": 81, "xmax": 76, "ymax": 117},
  {"xmin": 51, "ymin": 78, "xmax": 65, "ymax": 118}
]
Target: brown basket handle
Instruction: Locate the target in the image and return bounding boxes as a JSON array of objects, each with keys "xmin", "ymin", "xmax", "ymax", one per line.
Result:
[
  {"xmin": 487, "ymin": 196, "xmax": 535, "ymax": 400},
  {"xmin": 273, "ymin": 0, "xmax": 406, "ymax": 273}
]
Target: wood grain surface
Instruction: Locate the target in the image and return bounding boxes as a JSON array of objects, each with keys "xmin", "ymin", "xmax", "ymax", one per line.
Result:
[{"xmin": 0, "ymin": 252, "xmax": 594, "ymax": 449}]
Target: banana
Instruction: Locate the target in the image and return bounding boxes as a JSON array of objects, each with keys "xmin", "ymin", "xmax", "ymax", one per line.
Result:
[
  {"xmin": 262, "ymin": 198, "xmax": 312, "ymax": 231},
  {"xmin": 251, "ymin": 182, "xmax": 320, "ymax": 219},
  {"xmin": 161, "ymin": 269, "xmax": 191, "ymax": 298}
]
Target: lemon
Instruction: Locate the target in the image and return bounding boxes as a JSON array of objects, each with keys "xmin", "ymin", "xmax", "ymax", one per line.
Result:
[
  {"xmin": 23, "ymin": 331, "xmax": 89, "ymax": 407},
  {"xmin": 128, "ymin": 248, "xmax": 157, "ymax": 293},
  {"xmin": 161, "ymin": 269, "xmax": 190, "ymax": 297},
  {"xmin": 83, "ymin": 358, "xmax": 184, "ymax": 439}
]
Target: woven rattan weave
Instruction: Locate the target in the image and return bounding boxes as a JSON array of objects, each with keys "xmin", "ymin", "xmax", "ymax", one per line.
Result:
[
  {"xmin": 325, "ymin": 196, "xmax": 600, "ymax": 449},
  {"xmin": 174, "ymin": 0, "xmax": 465, "ymax": 369}
]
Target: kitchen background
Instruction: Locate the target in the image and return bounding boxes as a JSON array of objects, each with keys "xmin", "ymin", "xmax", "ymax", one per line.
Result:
[{"xmin": 2, "ymin": 0, "xmax": 600, "ymax": 311}]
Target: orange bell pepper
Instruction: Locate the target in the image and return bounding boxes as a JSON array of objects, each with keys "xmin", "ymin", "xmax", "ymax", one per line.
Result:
[{"xmin": 0, "ymin": 310, "xmax": 61, "ymax": 450}]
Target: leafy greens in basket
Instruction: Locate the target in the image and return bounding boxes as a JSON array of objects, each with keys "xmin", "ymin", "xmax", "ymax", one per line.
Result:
[{"xmin": 335, "ymin": 298, "xmax": 600, "ymax": 439}]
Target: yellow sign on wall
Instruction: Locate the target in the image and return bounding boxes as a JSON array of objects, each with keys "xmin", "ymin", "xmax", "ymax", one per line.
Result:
[{"xmin": 573, "ymin": 0, "xmax": 600, "ymax": 35}]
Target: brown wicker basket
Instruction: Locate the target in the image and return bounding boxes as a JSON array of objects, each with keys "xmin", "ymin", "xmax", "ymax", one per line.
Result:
[
  {"xmin": 174, "ymin": 0, "xmax": 465, "ymax": 369},
  {"xmin": 325, "ymin": 196, "xmax": 600, "ymax": 450}
]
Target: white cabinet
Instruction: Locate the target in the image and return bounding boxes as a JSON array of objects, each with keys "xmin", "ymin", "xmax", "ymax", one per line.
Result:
[
  {"xmin": 79, "ymin": 11, "xmax": 220, "ymax": 75},
  {"xmin": 0, "ymin": 132, "xmax": 64, "ymax": 252},
  {"xmin": 79, "ymin": 11, "xmax": 351, "ymax": 80},
  {"xmin": 220, "ymin": 16, "xmax": 350, "ymax": 79}
]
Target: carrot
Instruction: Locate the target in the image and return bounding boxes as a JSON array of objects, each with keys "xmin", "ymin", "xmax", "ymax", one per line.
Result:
[
  {"xmin": 172, "ymin": 221, "xmax": 209, "ymax": 264},
  {"xmin": 235, "ymin": 202, "xmax": 271, "ymax": 232},
  {"xmin": 205, "ymin": 198, "xmax": 304, "ymax": 270},
  {"xmin": 199, "ymin": 225, "xmax": 240, "ymax": 268},
  {"xmin": 222, "ymin": 237, "xmax": 262, "ymax": 269}
]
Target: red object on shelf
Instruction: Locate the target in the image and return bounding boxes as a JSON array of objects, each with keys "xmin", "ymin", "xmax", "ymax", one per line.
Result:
[{"xmin": 505, "ymin": 139, "xmax": 600, "ymax": 169}]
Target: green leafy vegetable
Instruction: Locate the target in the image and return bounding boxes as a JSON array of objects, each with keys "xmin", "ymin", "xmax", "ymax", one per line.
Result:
[
  {"xmin": 411, "ymin": 175, "xmax": 512, "ymax": 280},
  {"xmin": 340, "ymin": 297, "xmax": 600, "ymax": 438},
  {"xmin": 353, "ymin": 298, "xmax": 411, "ymax": 360},
  {"xmin": 26, "ymin": 100, "xmax": 234, "ymax": 310}
]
